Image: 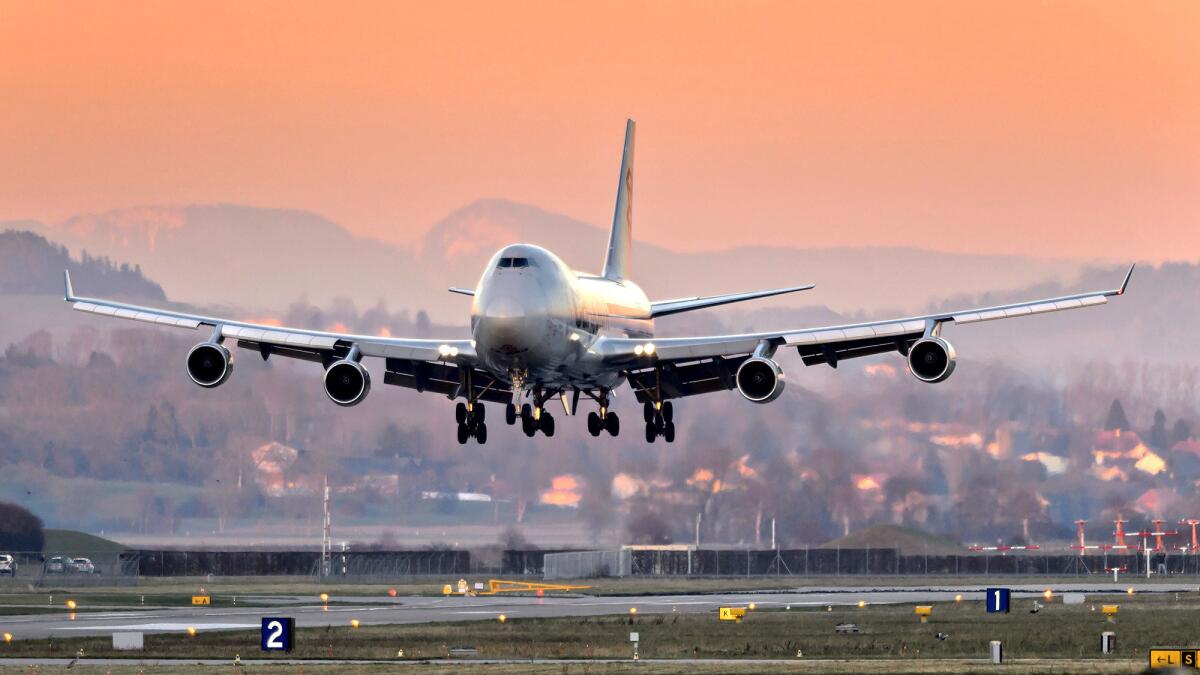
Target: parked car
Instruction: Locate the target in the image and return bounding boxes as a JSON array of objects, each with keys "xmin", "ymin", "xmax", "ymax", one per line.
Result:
[
  {"xmin": 72, "ymin": 557, "xmax": 97, "ymax": 574},
  {"xmin": 44, "ymin": 556, "xmax": 74, "ymax": 574},
  {"xmin": 0, "ymin": 554, "xmax": 16, "ymax": 576}
]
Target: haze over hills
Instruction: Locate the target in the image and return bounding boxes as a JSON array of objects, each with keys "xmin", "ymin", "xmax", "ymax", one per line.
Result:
[{"xmin": 11, "ymin": 200, "xmax": 1087, "ymax": 323}]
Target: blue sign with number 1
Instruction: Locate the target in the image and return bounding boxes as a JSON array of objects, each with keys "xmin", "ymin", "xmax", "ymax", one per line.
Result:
[
  {"xmin": 261, "ymin": 617, "xmax": 295, "ymax": 651},
  {"xmin": 986, "ymin": 587, "xmax": 1010, "ymax": 613}
]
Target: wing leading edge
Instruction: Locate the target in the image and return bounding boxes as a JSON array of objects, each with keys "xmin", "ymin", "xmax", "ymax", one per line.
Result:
[{"xmin": 598, "ymin": 265, "xmax": 1135, "ymax": 368}]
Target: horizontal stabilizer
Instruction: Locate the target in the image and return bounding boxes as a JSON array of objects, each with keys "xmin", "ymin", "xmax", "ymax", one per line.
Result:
[{"xmin": 649, "ymin": 284, "xmax": 814, "ymax": 318}]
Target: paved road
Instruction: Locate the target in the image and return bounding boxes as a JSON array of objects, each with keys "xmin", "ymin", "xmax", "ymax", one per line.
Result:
[{"xmin": 0, "ymin": 582, "xmax": 1193, "ymax": 640}]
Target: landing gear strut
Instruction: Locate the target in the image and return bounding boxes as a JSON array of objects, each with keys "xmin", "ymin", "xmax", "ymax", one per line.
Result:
[
  {"xmin": 586, "ymin": 390, "xmax": 619, "ymax": 437},
  {"xmin": 455, "ymin": 401, "xmax": 488, "ymax": 445},
  {"xmin": 519, "ymin": 390, "xmax": 556, "ymax": 438},
  {"xmin": 643, "ymin": 400, "xmax": 675, "ymax": 443}
]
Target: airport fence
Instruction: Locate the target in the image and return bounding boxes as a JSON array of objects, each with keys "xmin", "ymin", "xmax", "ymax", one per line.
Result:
[
  {"xmin": 506, "ymin": 547, "xmax": 1200, "ymax": 578},
  {"xmin": 132, "ymin": 548, "xmax": 470, "ymax": 578},
  {"xmin": 543, "ymin": 550, "xmax": 632, "ymax": 579},
  {"xmin": 0, "ymin": 551, "xmax": 139, "ymax": 587}
]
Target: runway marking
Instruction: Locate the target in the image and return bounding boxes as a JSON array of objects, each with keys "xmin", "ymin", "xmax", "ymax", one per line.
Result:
[{"xmin": 57, "ymin": 622, "xmax": 259, "ymax": 631}]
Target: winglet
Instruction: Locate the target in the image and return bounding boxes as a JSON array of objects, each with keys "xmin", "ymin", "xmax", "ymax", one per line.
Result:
[
  {"xmin": 1115, "ymin": 263, "xmax": 1135, "ymax": 296},
  {"xmin": 63, "ymin": 270, "xmax": 75, "ymax": 301}
]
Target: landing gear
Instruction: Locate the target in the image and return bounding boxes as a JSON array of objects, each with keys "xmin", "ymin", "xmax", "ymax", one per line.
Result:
[
  {"xmin": 587, "ymin": 411, "xmax": 602, "ymax": 436},
  {"xmin": 643, "ymin": 400, "xmax": 675, "ymax": 443},
  {"xmin": 605, "ymin": 412, "xmax": 620, "ymax": 437},
  {"xmin": 455, "ymin": 403, "xmax": 488, "ymax": 444},
  {"xmin": 520, "ymin": 403, "xmax": 555, "ymax": 437}
]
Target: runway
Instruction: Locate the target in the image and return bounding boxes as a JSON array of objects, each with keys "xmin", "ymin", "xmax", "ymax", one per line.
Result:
[{"xmin": 0, "ymin": 582, "xmax": 1192, "ymax": 640}]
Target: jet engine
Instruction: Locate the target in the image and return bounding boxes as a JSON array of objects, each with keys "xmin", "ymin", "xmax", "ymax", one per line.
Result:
[
  {"xmin": 324, "ymin": 359, "xmax": 371, "ymax": 406},
  {"xmin": 907, "ymin": 336, "xmax": 957, "ymax": 383},
  {"xmin": 735, "ymin": 357, "xmax": 785, "ymax": 403},
  {"xmin": 186, "ymin": 342, "xmax": 233, "ymax": 388}
]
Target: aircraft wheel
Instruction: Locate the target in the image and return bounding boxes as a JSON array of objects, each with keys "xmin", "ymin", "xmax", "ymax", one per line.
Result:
[
  {"xmin": 522, "ymin": 415, "xmax": 537, "ymax": 437},
  {"xmin": 506, "ymin": 404, "xmax": 517, "ymax": 425},
  {"xmin": 456, "ymin": 423, "xmax": 469, "ymax": 445},
  {"xmin": 643, "ymin": 400, "xmax": 655, "ymax": 423},
  {"xmin": 474, "ymin": 404, "xmax": 485, "ymax": 424},
  {"xmin": 476, "ymin": 423, "xmax": 488, "ymax": 444},
  {"xmin": 606, "ymin": 412, "xmax": 620, "ymax": 437},
  {"xmin": 455, "ymin": 402, "xmax": 468, "ymax": 425},
  {"xmin": 587, "ymin": 412, "xmax": 602, "ymax": 436},
  {"xmin": 645, "ymin": 421, "xmax": 657, "ymax": 443},
  {"xmin": 663, "ymin": 421, "xmax": 675, "ymax": 443},
  {"xmin": 662, "ymin": 401, "xmax": 674, "ymax": 423},
  {"xmin": 541, "ymin": 413, "xmax": 556, "ymax": 437},
  {"xmin": 521, "ymin": 403, "xmax": 533, "ymax": 423}
]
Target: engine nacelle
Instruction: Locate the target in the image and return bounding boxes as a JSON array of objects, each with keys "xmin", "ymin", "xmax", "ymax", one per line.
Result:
[
  {"xmin": 324, "ymin": 359, "xmax": 371, "ymax": 406},
  {"xmin": 736, "ymin": 357, "xmax": 786, "ymax": 403},
  {"xmin": 907, "ymin": 336, "xmax": 957, "ymax": 383},
  {"xmin": 186, "ymin": 342, "xmax": 232, "ymax": 388}
]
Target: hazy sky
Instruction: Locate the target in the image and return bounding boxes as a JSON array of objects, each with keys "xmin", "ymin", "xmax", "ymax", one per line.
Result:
[{"xmin": 2, "ymin": 1, "xmax": 1197, "ymax": 260}]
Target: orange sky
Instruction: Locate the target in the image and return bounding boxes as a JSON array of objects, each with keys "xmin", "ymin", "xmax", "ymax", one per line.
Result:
[{"xmin": 1, "ymin": 1, "xmax": 1197, "ymax": 260}]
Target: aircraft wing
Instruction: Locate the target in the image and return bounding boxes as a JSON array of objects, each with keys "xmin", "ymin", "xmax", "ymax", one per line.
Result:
[
  {"xmin": 63, "ymin": 271, "xmax": 513, "ymax": 403},
  {"xmin": 649, "ymin": 283, "xmax": 814, "ymax": 318},
  {"xmin": 596, "ymin": 265, "xmax": 1134, "ymax": 402}
]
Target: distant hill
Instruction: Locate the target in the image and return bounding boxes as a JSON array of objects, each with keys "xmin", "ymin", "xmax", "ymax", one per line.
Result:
[
  {"xmin": 0, "ymin": 230, "xmax": 164, "ymax": 301},
  {"xmin": 42, "ymin": 529, "xmax": 126, "ymax": 555},
  {"xmin": 12, "ymin": 200, "xmax": 1083, "ymax": 321},
  {"xmin": 821, "ymin": 524, "xmax": 964, "ymax": 555}
]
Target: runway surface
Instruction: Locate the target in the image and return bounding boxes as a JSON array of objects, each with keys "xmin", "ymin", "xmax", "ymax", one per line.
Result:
[{"xmin": 0, "ymin": 582, "xmax": 1193, "ymax": 640}]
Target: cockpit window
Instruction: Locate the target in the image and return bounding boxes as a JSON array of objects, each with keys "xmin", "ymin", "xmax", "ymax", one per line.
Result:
[{"xmin": 497, "ymin": 257, "xmax": 531, "ymax": 269}]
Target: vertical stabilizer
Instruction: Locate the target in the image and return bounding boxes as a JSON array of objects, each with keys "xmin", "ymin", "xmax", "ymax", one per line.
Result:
[{"xmin": 602, "ymin": 119, "xmax": 635, "ymax": 280}]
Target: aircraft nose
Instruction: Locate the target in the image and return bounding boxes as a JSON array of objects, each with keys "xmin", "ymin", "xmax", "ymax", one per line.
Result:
[{"xmin": 478, "ymin": 297, "xmax": 541, "ymax": 353}]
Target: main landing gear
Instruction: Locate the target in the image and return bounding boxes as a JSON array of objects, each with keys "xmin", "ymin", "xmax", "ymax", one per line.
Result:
[
  {"xmin": 643, "ymin": 400, "xmax": 675, "ymax": 443},
  {"xmin": 455, "ymin": 401, "xmax": 487, "ymax": 445},
  {"xmin": 508, "ymin": 402, "xmax": 556, "ymax": 437},
  {"xmin": 585, "ymin": 390, "xmax": 620, "ymax": 438}
]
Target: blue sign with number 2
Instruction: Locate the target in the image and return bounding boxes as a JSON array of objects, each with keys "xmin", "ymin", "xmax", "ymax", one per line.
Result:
[
  {"xmin": 261, "ymin": 617, "xmax": 294, "ymax": 651},
  {"xmin": 986, "ymin": 588, "xmax": 1010, "ymax": 613}
]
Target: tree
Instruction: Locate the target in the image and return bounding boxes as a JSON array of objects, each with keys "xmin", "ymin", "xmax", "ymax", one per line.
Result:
[
  {"xmin": 1172, "ymin": 419, "xmax": 1193, "ymax": 446},
  {"xmin": 1104, "ymin": 399, "xmax": 1130, "ymax": 431},
  {"xmin": 0, "ymin": 502, "xmax": 44, "ymax": 552},
  {"xmin": 1148, "ymin": 409, "xmax": 1170, "ymax": 450}
]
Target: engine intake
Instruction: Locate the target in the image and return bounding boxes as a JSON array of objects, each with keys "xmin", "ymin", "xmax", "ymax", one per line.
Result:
[
  {"xmin": 324, "ymin": 359, "xmax": 371, "ymax": 406},
  {"xmin": 735, "ymin": 357, "xmax": 785, "ymax": 403},
  {"xmin": 186, "ymin": 342, "xmax": 232, "ymax": 388},
  {"xmin": 908, "ymin": 336, "xmax": 957, "ymax": 383}
]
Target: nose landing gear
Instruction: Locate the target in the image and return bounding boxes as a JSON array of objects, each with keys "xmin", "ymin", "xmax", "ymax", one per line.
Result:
[
  {"xmin": 455, "ymin": 402, "xmax": 488, "ymax": 444},
  {"xmin": 643, "ymin": 400, "xmax": 675, "ymax": 443}
]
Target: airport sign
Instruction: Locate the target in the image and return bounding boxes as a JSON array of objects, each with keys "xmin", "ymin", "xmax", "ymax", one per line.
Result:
[{"xmin": 261, "ymin": 617, "xmax": 295, "ymax": 652}]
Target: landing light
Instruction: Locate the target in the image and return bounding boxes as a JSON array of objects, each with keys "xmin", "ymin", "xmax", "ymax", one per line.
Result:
[
  {"xmin": 633, "ymin": 345, "xmax": 644, "ymax": 356},
  {"xmin": 438, "ymin": 344, "xmax": 459, "ymax": 357},
  {"xmin": 569, "ymin": 333, "xmax": 580, "ymax": 342},
  {"xmin": 644, "ymin": 342, "xmax": 655, "ymax": 355}
]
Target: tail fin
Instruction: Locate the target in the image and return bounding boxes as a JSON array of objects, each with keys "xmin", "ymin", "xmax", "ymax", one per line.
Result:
[{"xmin": 602, "ymin": 119, "xmax": 635, "ymax": 280}]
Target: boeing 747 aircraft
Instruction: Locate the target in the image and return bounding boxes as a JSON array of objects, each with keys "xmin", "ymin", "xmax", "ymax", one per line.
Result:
[{"xmin": 64, "ymin": 120, "xmax": 1133, "ymax": 444}]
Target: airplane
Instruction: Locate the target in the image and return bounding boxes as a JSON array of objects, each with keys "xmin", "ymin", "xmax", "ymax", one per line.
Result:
[{"xmin": 63, "ymin": 119, "xmax": 1134, "ymax": 445}]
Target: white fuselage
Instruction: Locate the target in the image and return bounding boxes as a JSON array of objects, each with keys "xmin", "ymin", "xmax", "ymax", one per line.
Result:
[{"xmin": 470, "ymin": 244, "xmax": 652, "ymax": 389}]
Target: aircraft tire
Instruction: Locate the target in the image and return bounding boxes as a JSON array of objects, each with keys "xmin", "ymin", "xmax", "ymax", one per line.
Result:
[
  {"xmin": 456, "ymin": 423, "xmax": 469, "ymax": 445},
  {"xmin": 541, "ymin": 413, "xmax": 555, "ymax": 436},
  {"xmin": 474, "ymin": 404, "xmax": 485, "ymax": 424},
  {"xmin": 643, "ymin": 401, "xmax": 655, "ymax": 423},
  {"xmin": 663, "ymin": 401, "xmax": 674, "ymax": 423},
  {"xmin": 645, "ymin": 422, "xmax": 656, "ymax": 443},
  {"xmin": 455, "ymin": 402, "xmax": 468, "ymax": 425},
  {"xmin": 476, "ymin": 423, "xmax": 488, "ymax": 444},
  {"xmin": 587, "ymin": 412, "xmax": 602, "ymax": 436},
  {"xmin": 522, "ymin": 416, "xmax": 537, "ymax": 437},
  {"xmin": 605, "ymin": 412, "xmax": 620, "ymax": 437},
  {"xmin": 506, "ymin": 404, "xmax": 517, "ymax": 425},
  {"xmin": 664, "ymin": 421, "xmax": 675, "ymax": 443}
]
